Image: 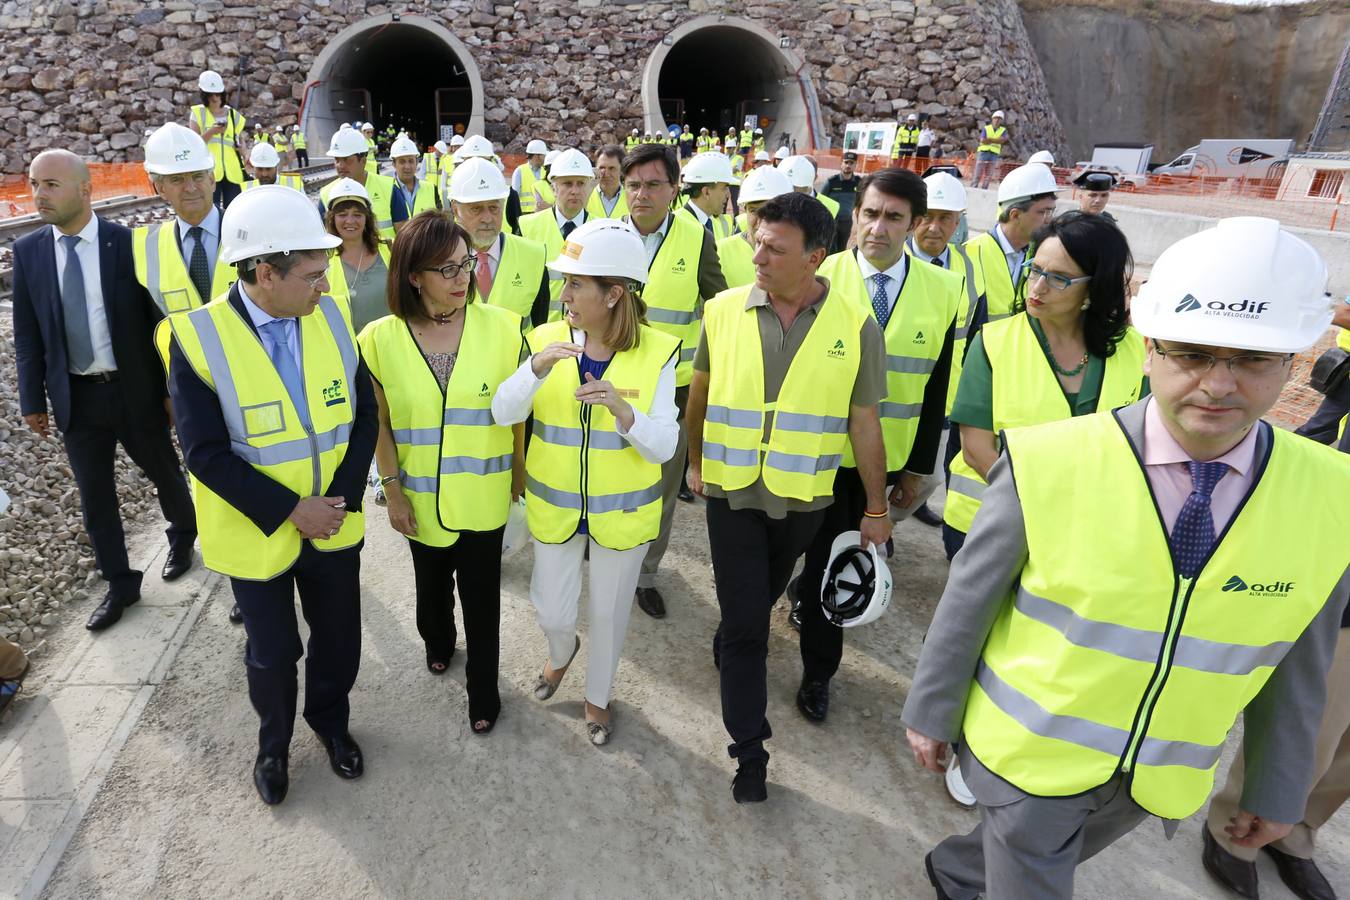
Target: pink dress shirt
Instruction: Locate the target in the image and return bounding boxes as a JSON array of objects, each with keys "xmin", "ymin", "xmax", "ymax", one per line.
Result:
[{"xmin": 1141, "ymin": 397, "xmax": 1261, "ymax": 536}]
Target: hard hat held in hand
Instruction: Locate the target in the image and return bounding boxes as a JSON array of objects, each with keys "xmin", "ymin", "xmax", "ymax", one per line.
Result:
[
  {"xmin": 1132, "ymin": 217, "xmax": 1332, "ymax": 354},
  {"xmin": 328, "ymin": 127, "xmax": 371, "ymax": 158},
  {"xmin": 143, "ymin": 123, "xmax": 213, "ymax": 175},
  {"xmin": 549, "ymin": 148, "xmax": 594, "ymax": 179},
  {"xmin": 777, "ymin": 155, "xmax": 816, "ymax": 189},
  {"xmin": 682, "ymin": 152, "xmax": 737, "ymax": 186},
  {"xmin": 547, "ymin": 219, "xmax": 649, "ymax": 284},
  {"xmin": 249, "ymin": 142, "xmax": 281, "ymax": 169},
  {"xmin": 220, "ymin": 185, "xmax": 340, "ymax": 265},
  {"xmin": 453, "ymin": 134, "xmax": 495, "ymax": 162},
  {"xmin": 326, "ymin": 177, "xmax": 371, "ymax": 207},
  {"xmin": 389, "ymin": 134, "xmax": 419, "ymax": 158},
  {"xmin": 996, "ymin": 163, "xmax": 1062, "ymax": 204},
  {"xmin": 820, "ymin": 530, "xmax": 892, "ymax": 629},
  {"xmin": 924, "ymin": 172, "xmax": 967, "ymax": 212},
  {"xmin": 736, "ymin": 165, "xmax": 794, "ymax": 204},
  {"xmin": 197, "ymin": 70, "xmax": 225, "ymax": 94},
  {"xmin": 448, "ymin": 157, "xmax": 509, "ymax": 203},
  {"xmin": 501, "ymin": 497, "xmax": 528, "ymax": 559}
]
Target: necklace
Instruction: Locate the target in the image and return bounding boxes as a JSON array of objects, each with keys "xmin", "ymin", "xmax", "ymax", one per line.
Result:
[{"xmin": 1034, "ymin": 324, "xmax": 1089, "ymax": 377}]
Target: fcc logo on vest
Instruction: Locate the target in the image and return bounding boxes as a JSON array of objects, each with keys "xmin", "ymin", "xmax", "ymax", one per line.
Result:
[
  {"xmin": 1175, "ymin": 293, "xmax": 1271, "ymax": 320},
  {"xmin": 1222, "ymin": 575, "xmax": 1295, "ymax": 597}
]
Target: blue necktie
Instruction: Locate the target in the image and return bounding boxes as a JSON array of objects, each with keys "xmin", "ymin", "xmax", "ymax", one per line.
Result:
[
  {"xmin": 186, "ymin": 225, "xmax": 210, "ymax": 302},
  {"xmin": 259, "ymin": 319, "xmax": 311, "ymax": 429},
  {"xmin": 1171, "ymin": 460, "xmax": 1229, "ymax": 578},
  {"xmin": 60, "ymin": 235, "xmax": 95, "ymax": 372},
  {"xmin": 870, "ymin": 272, "xmax": 891, "ymax": 328}
]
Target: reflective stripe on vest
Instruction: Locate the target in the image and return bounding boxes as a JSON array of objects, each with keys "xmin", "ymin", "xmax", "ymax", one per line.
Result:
[
  {"xmin": 133, "ymin": 221, "xmax": 237, "ymax": 316},
  {"xmin": 978, "ymin": 124, "xmax": 1006, "ymax": 155},
  {"xmin": 946, "ymin": 232, "xmax": 1022, "ymax": 415},
  {"xmin": 523, "ymin": 320, "xmax": 680, "ymax": 550},
  {"xmin": 700, "ymin": 284, "xmax": 864, "ymax": 500},
  {"xmin": 191, "ymin": 104, "xmax": 244, "ymax": 184},
  {"xmin": 168, "ymin": 293, "xmax": 364, "ymax": 579},
  {"xmin": 962, "ymin": 412, "xmax": 1350, "ymax": 819},
  {"xmin": 481, "ymin": 233, "xmax": 547, "ymax": 321},
  {"xmin": 637, "ymin": 212, "xmax": 705, "ymax": 387},
  {"xmin": 518, "ymin": 165, "xmax": 545, "ymax": 214},
  {"xmin": 943, "ymin": 314, "xmax": 1145, "ymax": 534}
]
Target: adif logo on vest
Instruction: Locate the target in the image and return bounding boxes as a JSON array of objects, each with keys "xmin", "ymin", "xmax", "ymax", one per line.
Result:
[
  {"xmin": 1222, "ymin": 575, "xmax": 1295, "ymax": 597},
  {"xmin": 671, "ymin": 257, "xmax": 687, "ymax": 274},
  {"xmin": 913, "ymin": 331, "xmax": 926, "ymax": 344},
  {"xmin": 478, "ymin": 382, "xmax": 490, "ymax": 397},
  {"xmin": 1175, "ymin": 293, "xmax": 1270, "ymax": 320},
  {"xmin": 827, "ymin": 338, "xmax": 847, "ymax": 359}
]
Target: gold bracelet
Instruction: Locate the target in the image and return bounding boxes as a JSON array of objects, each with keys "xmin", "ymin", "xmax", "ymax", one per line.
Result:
[{"xmin": 863, "ymin": 508, "xmax": 889, "ymax": 519}]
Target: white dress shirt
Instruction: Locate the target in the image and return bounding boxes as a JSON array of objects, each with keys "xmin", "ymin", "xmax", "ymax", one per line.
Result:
[
  {"xmin": 52, "ymin": 214, "xmax": 116, "ymax": 374},
  {"xmin": 683, "ymin": 202, "xmax": 712, "ymax": 229},
  {"xmin": 907, "ymin": 237, "xmax": 950, "ymax": 269},
  {"xmin": 628, "ymin": 212, "xmax": 672, "ymax": 266},
  {"xmin": 176, "ymin": 205, "xmax": 221, "ymax": 285},
  {"xmin": 238, "ymin": 280, "xmax": 301, "ymax": 372},
  {"xmin": 992, "ymin": 223, "xmax": 1025, "ymax": 282},
  {"xmin": 856, "ymin": 250, "xmax": 909, "ymax": 317}
]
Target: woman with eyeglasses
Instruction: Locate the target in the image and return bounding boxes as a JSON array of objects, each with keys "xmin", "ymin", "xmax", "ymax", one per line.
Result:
[
  {"xmin": 944, "ymin": 211, "xmax": 1149, "ymax": 561},
  {"xmin": 357, "ymin": 211, "xmax": 526, "ymax": 735}
]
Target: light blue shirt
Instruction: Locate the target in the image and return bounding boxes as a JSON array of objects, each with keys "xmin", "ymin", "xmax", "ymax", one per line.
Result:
[
  {"xmin": 177, "ymin": 205, "xmax": 221, "ymax": 285},
  {"xmin": 51, "ymin": 214, "xmax": 117, "ymax": 374},
  {"xmin": 237, "ymin": 280, "xmax": 301, "ymax": 373},
  {"xmin": 992, "ymin": 223, "xmax": 1025, "ymax": 282}
]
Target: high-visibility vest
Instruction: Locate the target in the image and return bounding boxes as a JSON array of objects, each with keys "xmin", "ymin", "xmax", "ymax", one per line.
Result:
[
  {"xmin": 700, "ymin": 283, "xmax": 865, "ymax": 500},
  {"xmin": 814, "ymin": 192, "xmax": 840, "ymax": 220},
  {"xmin": 523, "ymin": 320, "xmax": 680, "ymax": 550},
  {"xmin": 944, "ymin": 313, "xmax": 1146, "ymax": 533},
  {"xmin": 242, "ymin": 173, "xmax": 303, "ymax": 192},
  {"xmin": 632, "ymin": 212, "xmax": 706, "ymax": 386},
  {"xmin": 625, "ymin": 135, "xmax": 640, "ymax": 151},
  {"xmin": 520, "ymin": 208, "xmax": 583, "ymax": 311},
  {"xmin": 695, "ymin": 135, "xmax": 710, "ymax": 152},
  {"xmin": 678, "ymin": 202, "xmax": 735, "ymax": 240},
  {"xmin": 891, "ymin": 126, "xmax": 920, "ymax": 157},
  {"xmin": 325, "ymin": 243, "xmax": 392, "ymax": 308},
  {"xmin": 729, "ymin": 153, "xmax": 745, "ymax": 175},
  {"xmin": 321, "ymin": 173, "xmax": 398, "ymax": 240},
  {"xmin": 364, "ymin": 137, "xmax": 378, "ymax": 174},
  {"xmin": 291, "ymin": 131, "xmax": 306, "ymax": 151},
  {"xmin": 949, "ymin": 231, "xmax": 1025, "ymax": 413},
  {"xmin": 272, "ymin": 133, "xmax": 289, "ymax": 152},
  {"xmin": 903, "ymin": 241, "xmax": 981, "ymax": 415},
  {"xmin": 422, "ymin": 152, "xmax": 441, "ymax": 179},
  {"xmin": 478, "ymin": 233, "xmax": 548, "ymax": 321},
  {"xmin": 165, "ymin": 293, "xmax": 365, "ymax": 579},
  {"xmin": 1339, "ymin": 328, "xmax": 1350, "ymax": 353},
  {"xmin": 256, "ymin": 132, "xmax": 271, "ymax": 146},
  {"xmin": 586, "ymin": 187, "xmax": 629, "ymax": 219},
  {"xmin": 817, "ymin": 250, "xmax": 963, "ymax": 470},
  {"xmin": 189, "ymin": 104, "xmax": 246, "ymax": 185},
  {"xmin": 517, "ymin": 165, "xmax": 548, "ymax": 214},
  {"xmin": 133, "ymin": 220, "xmax": 236, "ymax": 317},
  {"xmin": 739, "ymin": 129, "xmax": 753, "ymax": 149},
  {"xmin": 395, "ymin": 178, "xmax": 439, "ymax": 216},
  {"xmin": 715, "ymin": 233, "xmax": 755, "ymax": 290},
  {"xmin": 965, "ymin": 411, "xmax": 1350, "ymax": 819},
  {"xmin": 978, "ymin": 124, "xmax": 1007, "ymax": 155},
  {"xmin": 356, "ymin": 305, "xmax": 521, "ymax": 547}
]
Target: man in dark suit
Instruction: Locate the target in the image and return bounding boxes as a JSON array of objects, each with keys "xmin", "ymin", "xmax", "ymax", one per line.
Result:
[{"xmin": 13, "ymin": 149, "xmax": 196, "ymax": 632}]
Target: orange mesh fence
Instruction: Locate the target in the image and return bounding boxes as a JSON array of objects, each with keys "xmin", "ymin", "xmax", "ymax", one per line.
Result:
[{"xmin": 0, "ymin": 164, "xmax": 155, "ymax": 220}]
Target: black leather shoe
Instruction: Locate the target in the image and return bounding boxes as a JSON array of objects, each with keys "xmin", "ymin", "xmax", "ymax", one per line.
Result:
[
  {"xmin": 85, "ymin": 590, "xmax": 139, "ymax": 631},
  {"xmin": 1202, "ymin": 827, "xmax": 1259, "ymax": 899},
  {"xmin": 636, "ymin": 587, "xmax": 666, "ymax": 619},
  {"xmin": 796, "ymin": 678, "xmax": 830, "ymax": 723},
  {"xmin": 228, "ymin": 604, "xmax": 244, "ymax": 625},
  {"xmin": 912, "ymin": 502, "xmax": 942, "ymax": 528},
  {"xmin": 161, "ymin": 545, "xmax": 194, "ymax": 581},
  {"xmin": 925, "ymin": 853, "xmax": 954, "ymax": 900},
  {"xmin": 677, "ymin": 485, "xmax": 695, "ymax": 503},
  {"xmin": 253, "ymin": 754, "xmax": 289, "ymax": 805},
  {"xmin": 318, "ymin": 731, "xmax": 364, "ymax": 779},
  {"xmin": 785, "ymin": 575, "xmax": 803, "ymax": 630},
  {"xmin": 1263, "ymin": 844, "xmax": 1335, "ymax": 900},
  {"xmin": 732, "ymin": 759, "xmax": 768, "ymax": 804}
]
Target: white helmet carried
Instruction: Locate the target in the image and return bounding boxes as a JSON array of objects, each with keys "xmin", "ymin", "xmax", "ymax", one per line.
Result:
[
  {"xmin": 143, "ymin": 122, "xmax": 213, "ymax": 175},
  {"xmin": 547, "ymin": 219, "xmax": 649, "ymax": 284},
  {"xmin": 328, "ymin": 127, "xmax": 371, "ymax": 158},
  {"xmin": 819, "ymin": 531, "xmax": 892, "ymax": 629},
  {"xmin": 249, "ymin": 142, "xmax": 281, "ymax": 169},
  {"xmin": 737, "ymin": 165, "xmax": 794, "ymax": 204},
  {"xmin": 1132, "ymin": 217, "xmax": 1332, "ymax": 354},
  {"xmin": 924, "ymin": 172, "xmax": 967, "ymax": 212},
  {"xmin": 197, "ymin": 70, "xmax": 225, "ymax": 94},
  {"xmin": 682, "ymin": 152, "xmax": 737, "ymax": 186},
  {"xmin": 526, "ymin": 138, "xmax": 549, "ymax": 155},
  {"xmin": 549, "ymin": 147, "xmax": 594, "ymax": 179},
  {"xmin": 433, "ymin": 140, "xmax": 449, "ymax": 154},
  {"xmin": 773, "ymin": 145, "xmax": 790, "ymax": 161},
  {"xmin": 996, "ymin": 163, "xmax": 1062, "ymax": 204},
  {"xmin": 219, "ymin": 185, "xmax": 340, "ymax": 266},
  {"xmin": 448, "ymin": 156, "xmax": 510, "ymax": 203},
  {"xmin": 389, "ymin": 134, "xmax": 419, "ymax": 158},
  {"xmin": 449, "ymin": 134, "xmax": 465, "ymax": 147},
  {"xmin": 453, "ymin": 134, "xmax": 495, "ymax": 162},
  {"xmin": 501, "ymin": 497, "xmax": 528, "ymax": 559},
  {"xmin": 777, "ymin": 155, "xmax": 817, "ymax": 189},
  {"xmin": 1027, "ymin": 150, "xmax": 1056, "ymax": 166},
  {"xmin": 543, "ymin": 149, "xmax": 560, "ymax": 167},
  {"xmin": 326, "ymin": 177, "xmax": 371, "ymax": 207}
]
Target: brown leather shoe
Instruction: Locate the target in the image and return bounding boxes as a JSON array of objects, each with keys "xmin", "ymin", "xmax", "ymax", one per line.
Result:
[
  {"xmin": 1202, "ymin": 827, "xmax": 1259, "ymax": 899},
  {"xmin": 1263, "ymin": 845, "xmax": 1335, "ymax": 900}
]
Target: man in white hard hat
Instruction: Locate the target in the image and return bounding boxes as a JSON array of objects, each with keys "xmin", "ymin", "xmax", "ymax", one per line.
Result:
[
  {"xmin": 360, "ymin": 122, "xmax": 378, "ymax": 174},
  {"xmin": 772, "ymin": 145, "xmax": 790, "ymax": 164},
  {"xmin": 290, "ymin": 124, "xmax": 308, "ymax": 168},
  {"xmin": 270, "ymin": 125, "xmax": 290, "ymax": 169},
  {"xmin": 448, "ymin": 157, "xmax": 550, "ymax": 325},
  {"xmin": 454, "ymin": 134, "xmax": 524, "ymax": 235},
  {"xmin": 904, "ymin": 217, "xmax": 1350, "ymax": 899},
  {"xmin": 626, "ymin": 128, "xmax": 641, "ymax": 152},
  {"xmin": 389, "ymin": 133, "xmax": 440, "ymax": 222},
  {"xmin": 892, "ymin": 113, "xmax": 920, "ymax": 165},
  {"xmin": 513, "ymin": 138, "xmax": 550, "ymax": 214},
  {"xmin": 586, "ymin": 144, "xmax": 628, "ymax": 219},
  {"xmin": 320, "ymin": 126, "xmax": 405, "ymax": 240},
  {"xmin": 778, "ymin": 156, "xmax": 842, "ymax": 249},
  {"xmin": 243, "ymin": 142, "xmax": 301, "ymax": 192},
  {"xmin": 715, "ymin": 165, "xmax": 794, "ymax": 290},
  {"xmin": 751, "ymin": 149, "xmax": 771, "ymax": 170},
  {"xmin": 519, "ymin": 148, "xmax": 595, "ymax": 312},
  {"xmin": 188, "ymin": 69, "xmax": 247, "ymax": 208},
  {"xmin": 752, "ymin": 127, "xmax": 765, "ymax": 154},
  {"xmin": 14, "ymin": 148, "xmax": 196, "ymax": 631},
  {"xmin": 423, "ymin": 139, "xmax": 448, "ymax": 184},
  {"xmin": 679, "ymin": 152, "xmax": 737, "ymax": 240},
  {"xmin": 973, "ymin": 109, "xmax": 1008, "ymax": 189},
  {"xmin": 165, "ymin": 185, "xmax": 378, "ymax": 807}
]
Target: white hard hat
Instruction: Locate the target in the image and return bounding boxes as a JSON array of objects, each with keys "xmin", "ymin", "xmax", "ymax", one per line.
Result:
[
  {"xmin": 819, "ymin": 531, "xmax": 892, "ymax": 629},
  {"xmin": 549, "ymin": 147, "xmax": 594, "ymax": 179},
  {"xmin": 390, "ymin": 134, "xmax": 419, "ymax": 158},
  {"xmin": 433, "ymin": 140, "xmax": 449, "ymax": 154},
  {"xmin": 449, "ymin": 134, "xmax": 465, "ymax": 147},
  {"xmin": 753, "ymin": 150, "xmax": 770, "ymax": 162},
  {"xmin": 220, "ymin": 184, "xmax": 340, "ymax": 265},
  {"xmin": 547, "ymin": 219, "xmax": 649, "ymax": 284},
  {"xmin": 682, "ymin": 152, "xmax": 737, "ymax": 186},
  {"xmin": 249, "ymin": 142, "xmax": 281, "ymax": 169},
  {"xmin": 754, "ymin": 127, "xmax": 763, "ymax": 134},
  {"xmin": 453, "ymin": 134, "xmax": 494, "ymax": 161},
  {"xmin": 143, "ymin": 122, "xmax": 213, "ymax": 175},
  {"xmin": 737, "ymin": 165, "xmax": 794, "ymax": 204},
  {"xmin": 776, "ymin": 155, "xmax": 816, "ymax": 189},
  {"xmin": 996, "ymin": 163, "xmax": 1062, "ymax": 204},
  {"xmin": 361, "ymin": 122, "xmax": 374, "ymax": 131},
  {"xmin": 631, "ymin": 128, "xmax": 639, "ymax": 135},
  {"xmin": 906, "ymin": 113, "xmax": 918, "ymax": 121},
  {"xmin": 326, "ymin": 177, "xmax": 371, "ymax": 207},
  {"xmin": 773, "ymin": 146, "xmax": 790, "ymax": 161},
  {"xmin": 501, "ymin": 497, "xmax": 528, "ymax": 559},
  {"xmin": 291, "ymin": 124, "xmax": 300, "ymax": 132},
  {"xmin": 197, "ymin": 70, "xmax": 225, "ymax": 94},
  {"xmin": 526, "ymin": 139, "xmax": 549, "ymax": 155},
  {"xmin": 448, "ymin": 156, "xmax": 510, "ymax": 203},
  {"xmin": 1027, "ymin": 150, "xmax": 1055, "ymax": 166},
  {"xmin": 992, "ymin": 110, "xmax": 1005, "ymax": 118},
  {"xmin": 543, "ymin": 149, "xmax": 560, "ymax": 167},
  {"xmin": 924, "ymin": 171, "xmax": 967, "ymax": 212},
  {"xmin": 328, "ymin": 127, "xmax": 370, "ymax": 158},
  {"xmin": 1132, "ymin": 217, "xmax": 1332, "ymax": 354}
]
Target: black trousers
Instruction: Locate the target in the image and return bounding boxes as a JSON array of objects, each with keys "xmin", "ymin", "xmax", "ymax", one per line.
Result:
[
  {"xmin": 707, "ymin": 496, "xmax": 826, "ymax": 764},
  {"xmin": 231, "ymin": 541, "xmax": 363, "ymax": 757},
  {"xmin": 796, "ymin": 467, "xmax": 869, "ymax": 683},
  {"xmin": 63, "ymin": 378, "xmax": 195, "ymax": 599},
  {"xmin": 295, "ymin": 149, "xmax": 309, "ymax": 167},
  {"xmin": 407, "ymin": 528, "xmax": 504, "ymax": 723},
  {"xmin": 214, "ymin": 179, "xmax": 241, "ymax": 209}
]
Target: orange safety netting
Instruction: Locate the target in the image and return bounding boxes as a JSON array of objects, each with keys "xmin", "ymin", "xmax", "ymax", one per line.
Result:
[{"xmin": 0, "ymin": 164, "xmax": 155, "ymax": 220}]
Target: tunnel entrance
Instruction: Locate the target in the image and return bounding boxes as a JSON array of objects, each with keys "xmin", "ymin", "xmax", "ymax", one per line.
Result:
[
  {"xmin": 303, "ymin": 16, "xmax": 484, "ymax": 156},
  {"xmin": 645, "ymin": 18, "xmax": 824, "ymax": 150}
]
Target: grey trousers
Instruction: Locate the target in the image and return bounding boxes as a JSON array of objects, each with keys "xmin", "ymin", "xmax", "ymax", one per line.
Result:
[
  {"xmin": 929, "ymin": 749, "xmax": 1151, "ymax": 900},
  {"xmin": 638, "ymin": 386, "xmax": 689, "ymax": 590}
]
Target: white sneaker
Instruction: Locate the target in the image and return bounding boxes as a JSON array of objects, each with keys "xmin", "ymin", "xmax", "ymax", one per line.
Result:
[{"xmin": 945, "ymin": 755, "xmax": 976, "ymax": 808}]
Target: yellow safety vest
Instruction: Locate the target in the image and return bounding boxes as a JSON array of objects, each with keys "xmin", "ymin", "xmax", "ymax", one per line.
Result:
[
  {"xmin": 396, "ymin": 178, "xmax": 439, "ymax": 216},
  {"xmin": 716, "ymin": 233, "xmax": 755, "ymax": 291},
  {"xmin": 524, "ymin": 320, "xmax": 680, "ymax": 550},
  {"xmin": 813, "ymin": 192, "xmax": 841, "ymax": 221},
  {"xmin": 272, "ymin": 133, "xmax": 289, "ymax": 152},
  {"xmin": 739, "ymin": 130, "xmax": 753, "ymax": 149},
  {"xmin": 517, "ymin": 165, "xmax": 548, "ymax": 214},
  {"xmin": 1338, "ymin": 328, "xmax": 1350, "ymax": 353},
  {"xmin": 978, "ymin": 124, "xmax": 1007, "ymax": 156},
  {"xmin": 321, "ymin": 173, "xmax": 398, "ymax": 240},
  {"xmin": 133, "ymin": 220, "xmax": 236, "ymax": 316},
  {"xmin": 891, "ymin": 126, "xmax": 920, "ymax": 157},
  {"xmin": 357, "ymin": 305, "xmax": 521, "ymax": 547},
  {"xmin": 324, "ymin": 243, "xmax": 392, "ymax": 308},
  {"xmin": 166, "ymin": 294, "xmax": 365, "ymax": 579},
  {"xmin": 476, "ymin": 232, "xmax": 548, "ymax": 322},
  {"xmin": 634, "ymin": 212, "xmax": 706, "ymax": 387},
  {"xmin": 291, "ymin": 131, "xmax": 306, "ymax": 151},
  {"xmin": 817, "ymin": 250, "xmax": 963, "ymax": 470},
  {"xmin": 903, "ymin": 241, "xmax": 981, "ymax": 415},
  {"xmin": 700, "ymin": 284, "xmax": 865, "ymax": 500},
  {"xmin": 364, "ymin": 138, "xmax": 378, "ymax": 175},
  {"xmin": 422, "ymin": 152, "xmax": 440, "ymax": 179},
  {"xmin": 944, "ymin": 314, "xmax": 1146, "ymax": 533},
  {"xmin": 964, "ymin": 411, "xmax": 1350, "ymax": 819},
  {"xmin": 949, "ymin": 231, "xmax": 1024, "ymax": 413},
  {"xmin": 189, "ymin": 104, "xmax": 246, "ymax": 185},
  {"xmin": 678, "ymin": 203, "xmax": 735, "ymax": 240},
  {"xmin": 586, "ymin": 187, "xmax": 629, "ymax": 219},
  {"xmin": 520, "ymin": 209, "xmax": 584, "ymax": 310},
  {"xmin": 242, "ymin": 174, "xmax": 303, "ymax": 192}
]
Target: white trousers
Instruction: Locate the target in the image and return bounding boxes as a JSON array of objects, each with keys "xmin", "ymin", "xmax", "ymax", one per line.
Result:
[{"xmin": 529, "ymin": 535, "xmax": 647, "ymax": 709}]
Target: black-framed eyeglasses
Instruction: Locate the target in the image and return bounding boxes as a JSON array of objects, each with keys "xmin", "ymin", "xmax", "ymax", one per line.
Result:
[
  {"xmin": 426, "ymin": 256, "xmax": 477, "ymax": 280},
  {"xmin": 1152, "ymin": 342, "xmax": 1293, "ymax": 378},
  {"xmin": 1026, "ymin": 263, "xmax": 1092, "ymax": 292}
]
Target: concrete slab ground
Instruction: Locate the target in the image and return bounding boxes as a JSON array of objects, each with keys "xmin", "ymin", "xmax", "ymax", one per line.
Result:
[{"xmin": 8, "ymin": 488, "xmax": 1344, "ymax": 898}]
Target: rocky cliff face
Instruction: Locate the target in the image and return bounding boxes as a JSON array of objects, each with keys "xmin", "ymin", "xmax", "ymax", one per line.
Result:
[{"xmin": 1019, "ymin": 0, "xmax": 1350, "ymax": 163}]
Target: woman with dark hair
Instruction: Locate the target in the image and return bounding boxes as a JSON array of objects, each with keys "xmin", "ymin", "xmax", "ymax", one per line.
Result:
[
  {"xmin": 322, "ymin": 177, "xmax": 391, "ymax": 335},
  {"xmin": 187, "ymin": 69, "xmax": 247, "ymax": 208},
  {"xmin": 357, "ymin": 210, "xmax": 526, "ymax": 735},
  {"xmin": 944, "ymin": 211, "xmax": 1148, "ymax": 559}
]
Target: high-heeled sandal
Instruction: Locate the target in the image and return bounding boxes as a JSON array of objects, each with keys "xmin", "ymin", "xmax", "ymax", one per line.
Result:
[
  {"xmin": 586, "ymin": 717, "xmax": 613, "ymax": 746},
  {"xmin": 471, "ymin": 718, "xmax": 496, "ymax": 736},
  {"xmin": 532, "ymin": 635, "xmax": 580, "ymax": 701}
]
